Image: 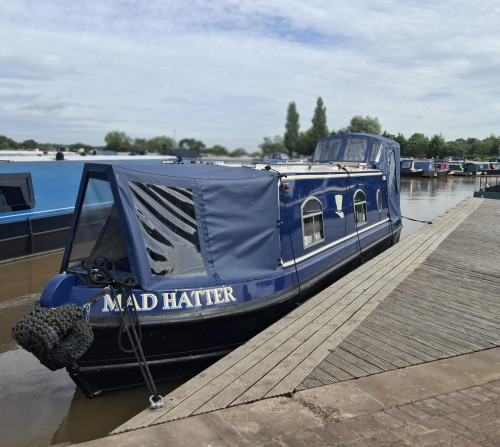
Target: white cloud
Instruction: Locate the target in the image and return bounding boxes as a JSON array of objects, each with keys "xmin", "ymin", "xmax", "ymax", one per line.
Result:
[{"xmin": 0, "ymin": 0, "xmax": 499, "ymax": 150}]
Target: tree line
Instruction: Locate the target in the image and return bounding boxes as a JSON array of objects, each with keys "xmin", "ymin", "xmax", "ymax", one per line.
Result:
[
  {"xmin": 2, "ymin": 98, "xmax": 499, "ymax": 160},
  {"xmin": 264, "ymin": 97, "xmax": 500, "ymax": 161},
  {"xmin": 0, "ymin": 132, "xmax": 252, "ymax": 158}
]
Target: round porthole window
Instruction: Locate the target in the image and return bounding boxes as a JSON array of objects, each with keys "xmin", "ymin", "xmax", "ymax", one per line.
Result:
[{"xmin": 376, "ymin": 189, "xmax": 383, "ymax": 212}]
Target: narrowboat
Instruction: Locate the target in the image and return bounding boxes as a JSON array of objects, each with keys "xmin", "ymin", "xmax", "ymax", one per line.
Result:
[
  {"xmin": 0, "ymin": 153, "xmax": 176, "ymax": 262},
  {"xmin": 433, "ymin": 160, "xmax": 449, "ymax": 177},
  {"xmin": 13, "ymin": 133, "xmax": 402, "ymax": 398},
  {"xmin": 415, "ymin": 160, "xmax": 436, "ymax": 177},
  {"xmin": 400, "ymin": 157, "xmax": 424, "ymax": 177}
]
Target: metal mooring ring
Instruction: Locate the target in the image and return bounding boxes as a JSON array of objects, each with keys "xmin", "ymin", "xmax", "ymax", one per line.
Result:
[{"xmin": 149, "ymin": 394, "xmax": 165, "ymax": 410}]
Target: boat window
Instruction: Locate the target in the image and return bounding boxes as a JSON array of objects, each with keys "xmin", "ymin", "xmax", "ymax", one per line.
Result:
[
  {"xmin": 67, "ymin": 177, "xmax": 131, "ymax": 273},
  {"xmin": 387, "ymin": 150, "xmax": 397, "ymax": 190},
  {"xmin": 401, "ymin": 160, "xmax": 412, "ymax": 169},
  {"xmin": 354, "ymin": 190, "xmax": 367, "ymax": 225},
  {"xmin": 302, "ymin": 197, "xmax": 324, "ymax": 248},
  {"xmin": 0, "ymin": 173, "xmax": 35, "ymax": 213},
  {"xmin": 311, "ymin": 138, "xmax": 342, "ymax": 162},
  {"xmin": 370, "ymin": 142, "xmax": 383, "ymax": 163},
  {"xmin": 129, "ymin": 182, "xmax": 207, "ymax": 277},
  {"xmin": 376, "ymin": 189, "xmax": 383, "ymax": 212},
  {"xmin": 344, "ymin": 138, "xmax": 368, "ymax": 161}
]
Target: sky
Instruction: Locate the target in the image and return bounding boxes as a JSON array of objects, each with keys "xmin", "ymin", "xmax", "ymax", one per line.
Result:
[{"xmin": 1, "ymin": 0, "xmax": 500, "ymax": 152}]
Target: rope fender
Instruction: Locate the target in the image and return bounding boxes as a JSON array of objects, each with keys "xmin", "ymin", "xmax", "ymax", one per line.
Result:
[{"xmin": 12, "ymin": 301, "xmax": 94, "ymax": 371}]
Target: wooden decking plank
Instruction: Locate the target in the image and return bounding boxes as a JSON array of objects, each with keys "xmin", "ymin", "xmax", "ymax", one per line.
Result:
[
  {"xmin": 402, "ymin": 269, "xmax": 500, "ymax": 311},
  {"xmin": 377, "ymin": 304, "xmax": 487, "ymax": 352},
  {"xmin": 384, "ymin": 294, "xmax": 500, "ymax": 345},
  {"xmin": 330, "ymin": 347, "xmax": 386, "ymax": 374},
  {"xmin": 296, "ymin": 377, "xmax": 326, "ymax": 390},
  {"xmin": 323, "ymin": 353, "xmax": 371, "ymax": 378},
  {"xmin": 404, "ymin": 291, "xmax": 500, "ymax": 331},
  {"xmin": 342, "ymin": 328, "xmax": 423, "ymax": 364},
  {"xmin": 367, "ymin": 317, "xmax": 466, "ymax": 358},
  {"xmin": 314, "ymin": 364, "xmax": 349, "ymax": 382},
  {"xmin": 339, "ymin": 336, "xmax": 411, "ymax": 368},
  {"xmin": 388, "ymin": 282, "xmax": 500, "ymax": 331},
  {"xmin": 357, "ymin": 321, "xmax": 442, "ymax": 360},
  {"xmin": 397, "ymin": 273, "xmax": 500, "ymax": 312}
]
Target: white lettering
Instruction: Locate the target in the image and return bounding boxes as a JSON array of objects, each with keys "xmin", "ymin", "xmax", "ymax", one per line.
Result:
[
  {"xmin": 102, "ymin": 293, "xmax": 122, "ymax": 312},
  {"xmin": 203, "ymin": 289, "xmax": 214, "ymax": 305},
  {"xmin": 178, "ymin": 292, "xmax": 193, "ymax": 308},
  {"xmin": 223, "ymin": 287, "xmax": 237, "ymax": 302},
  {"xmin": 213, "ymin": 288, "xmax": 224, "ymax": 304},
  {"xmin": 102, "ymin": 288, "xmax": 238, "ymax": 312},
  {"xmin": 190, "ymin": 290, "xmax": 203, "ymax": 307},
  {"xmin": 162, "ymin": 292, "xmax": 180, "ymax": 309},
  {"xmin": 127, "ymin": 294, "xmax": 141, "ymax": 310},
  {"xmin": 141, "ymin": 293, "xmax": 158, "ymax": 311}
]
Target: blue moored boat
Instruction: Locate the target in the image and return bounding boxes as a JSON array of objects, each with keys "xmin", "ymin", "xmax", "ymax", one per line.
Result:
[
  {"xmin": 0, "ymin": 153, "xmax": 176, "ymax": 262},
  {"xmin": 13, "ymin": 133, "xmax": 402, "ymax": 397}
]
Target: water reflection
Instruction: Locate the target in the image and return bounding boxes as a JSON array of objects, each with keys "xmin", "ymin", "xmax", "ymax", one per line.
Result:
[
  {"xmin": 0, "ymin": 176, "xmax": 481, "ymax": 446},
  {"xmin": 51, "ymin": 380, "xmax": 184, "ymax": 445},
  {"xmin": 400, "ymin": 176, "xmax": 478, "ymax": 238}
]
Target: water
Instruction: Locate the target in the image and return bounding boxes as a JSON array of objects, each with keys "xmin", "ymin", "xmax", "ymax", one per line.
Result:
[
  {"xmin": 0, "ymin": 175, "xmax": 479, "ymax": 446},
  {"xmin": 399, "ymin": 175, "xmax": 478, "ymax": 237}
]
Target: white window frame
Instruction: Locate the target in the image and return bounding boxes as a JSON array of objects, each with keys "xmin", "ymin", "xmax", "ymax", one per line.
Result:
[
  {"xmin": 353, "ymin": 189, "xmax": 367, "ymax": 226},
  {"xmin": 376, "ymin": 189, "xmax": 383, "ymax": 213},
  {"xmin": 301, "ymin": 197, "xmax": 324, "ymax": 249}
]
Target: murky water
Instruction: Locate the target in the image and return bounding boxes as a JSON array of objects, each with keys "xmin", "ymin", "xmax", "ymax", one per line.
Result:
[{"xmin": 0, "ymin": 175, "xmax": 479, "ymax": 446}]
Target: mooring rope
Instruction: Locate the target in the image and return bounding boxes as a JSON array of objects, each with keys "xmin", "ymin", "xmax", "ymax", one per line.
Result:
[
  {"xmin": 69, "ymin": 257, "xmax": 164, "ymax": 409},
  {"xmin": 402, "ymin": 215, "xmax": 433, "ymax": 224}
]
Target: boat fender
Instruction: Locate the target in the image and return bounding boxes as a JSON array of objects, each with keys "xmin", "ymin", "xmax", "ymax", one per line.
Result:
[{"xmin": 12, "ymin": 301, "xmax": 94, "ymax": 371}]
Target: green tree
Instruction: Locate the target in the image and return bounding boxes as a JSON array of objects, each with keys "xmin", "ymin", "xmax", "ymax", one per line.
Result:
[
  {"xmin": 446, "ymin": 139, "xmax": 468, "ymax": 159},
  {"xmin": 479, "ymin": 134, "xmax": 500, "ymax": 158},
  {"xmin": 230, "ymin": 148, "xmax": 247, "ymax": 157},
  {"xmin": 310, "ymin": 97, "xmax": 329, "ymax": 142},
  {"xmin": 296, "ymin": 130, "xmax": 316, "ymax": 156},
  {"xmin": 22, "ymin": 139, "xmax": 38, "ymax": 149},
  {"xmin": 178, "ymin": 138, "xmax": 206, "ymax": 152},
  {"xmin": 104, "ymin": 131, "xmax": 132, "ymax": 152},
  {"xmin": 0, "ymin": 135, "xmax": 19, "ymax": 149},
  {"xmin": 208, "ymin": 145, "xmax": 229, "ymax": 156},
  {"xmin": 132, "ymin": 138, "xmax": 147, "ymax": 153},
  {"xmin": 428, "ymin": 134, "xmax": 447, "ymax": 158},
  {"xmin": 146, "ymin": 136, "xmax": 176, "ymax": 153},
  {"xmin": 406, "ymin": 133, "xmax": 429, "ymax": 158},
  {"xmin": 392, "ymin": 133, "xmax": 408, "ymax": 155},
  {"xmin": 259, "ymin": 135, "xmax": 285, "ymax": 156},
  {"xmin": 295, "ymin": 98, "xmax": 329, "ymax": 156},
  {"xmin": 284, "ymin": 101, "xmax": 300, "ymax": 157},
  {"xmin": 346, "ymin": 115, "xmax": 381, "ymax": 135}
]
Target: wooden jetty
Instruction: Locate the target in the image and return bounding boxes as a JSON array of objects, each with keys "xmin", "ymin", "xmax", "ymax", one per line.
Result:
[{"xmin": 114, "ymin": 197, "xmax": 500, "ymax": 434}]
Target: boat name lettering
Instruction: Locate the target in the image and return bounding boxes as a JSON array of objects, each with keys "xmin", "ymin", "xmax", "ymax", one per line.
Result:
[{"xmin": 101, "ymin": 287, "xmax": 237, "ymax": 312}]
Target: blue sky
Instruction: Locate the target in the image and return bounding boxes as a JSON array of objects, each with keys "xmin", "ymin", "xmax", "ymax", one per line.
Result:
[{"xmin": 1, "ymin": 0, "xmax": 499, "ymax": 151}]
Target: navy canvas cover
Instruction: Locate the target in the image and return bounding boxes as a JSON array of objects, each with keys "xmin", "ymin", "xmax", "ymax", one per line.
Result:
[
  {"xmin": 313, "ymin": 133, "xmax": 402, "ymax": 229},
  {"xmin": 87, "ymin": 163, "xmax": 281, "ymax": 290}
]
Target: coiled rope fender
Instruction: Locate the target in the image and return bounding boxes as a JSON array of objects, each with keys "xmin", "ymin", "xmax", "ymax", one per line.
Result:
[{"xmin": 12, "ymin": 301, "xmax": 94, "ymax": 371}]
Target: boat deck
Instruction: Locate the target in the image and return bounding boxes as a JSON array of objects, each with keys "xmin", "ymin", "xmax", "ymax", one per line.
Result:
[{"xmin": 114, "ymin": 197, "xmax": 500, "ymax": 434}]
